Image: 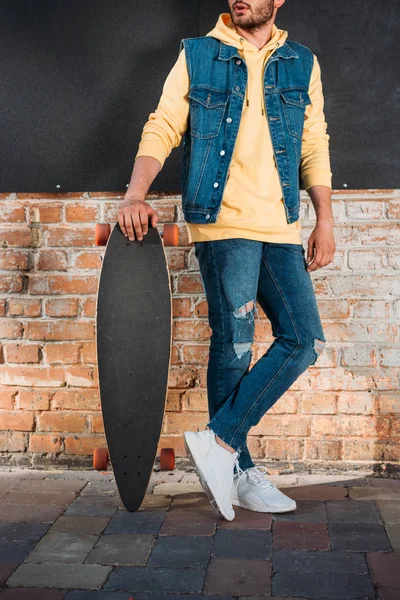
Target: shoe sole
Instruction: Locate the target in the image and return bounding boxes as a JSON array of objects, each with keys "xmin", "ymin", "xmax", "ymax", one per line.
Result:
[
  {"xmin": 184, "ymin": 435, "xmax": 234, "ymax": 521},
  {"xmin": 230, "ymin": 495, "xmax": 297, "ymax": 513}
]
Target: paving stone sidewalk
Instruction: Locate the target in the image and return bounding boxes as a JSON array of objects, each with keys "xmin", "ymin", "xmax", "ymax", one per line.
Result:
[{"xmin": 0, "ymin": 467, "xmax": 399, "ymax": 599}]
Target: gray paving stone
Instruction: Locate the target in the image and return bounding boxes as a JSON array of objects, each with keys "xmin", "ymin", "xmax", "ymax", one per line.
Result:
[
  {"xmin": 24, "ymin": 532, "xmax": 98, "ymax": 563},
  {"xmin": 384, "ymin": 524, "xmax": 400, "ymax": 552},
  {"xmin": 0, "ymin": 589, "xmax": 65, "ymax": 599},
  {"xmin": 104, "ymin": 510, "xmax": 165, "ymax": 535},
  {"xmin": 0, "ymin": 540, "xmax": 36, "ymax": 562},
  {"xmin": 85, "ymin": 533, "xmax": 154, "ymax": 566},
  {"xmin": 104, "ymin": 566, "xmax": 205, "ymax": 594},
  {"xmin": 329, "ymin": 522, "xmax": 392, "ymax": 552},
  {"xmin": 65, "ymin": 592, "xmax": 134, "ymax": 600},
  {"xmin": 272, "ymin": 500, "xmax": 327, "ymax": 522},
  {"xmin": 65, "ymin": 496, "xmax": 120, "ymax": 517},
  {"xmin": 147, "ymin": 535, "xmax": 212, "ymax": 568},
  {"xmin": 238, "ymin": 597, "xmax": 305, "ymax": 600},
  {"xmin": 376, "ymin": 500, "xmax": 400, "ymax": 524},
  {"xmin": 349, "ymin": 487, "xmax": 399, "ymax": 500},
  {"xmin": 272, "ymin": 571, "xmax": 375, "ymax": 598},
  {"xmin": 136, "ymin": 595, "xmax": 234, "ymax": 600},
  {"xmin": 0, "ymin": 491, "xmax": 76, "ymax": 506},
  {"xmin": 0, "ymin": 522, "xmax": 50, "ymax": 541},
  {"xmin": 326, "ymin": 500, "xmax": 381, "ymax": 523},
  {"xmin": 12, "ymin": 478, "xmax": 86, "ymax": 494},
  {"xmin": 0, "ymin": 504, "xmax": 65, "ymax": 523},
  {"xmin": 273, "ymin": 549, "xmax": 369, "ymax": 574},
  {"xmin": 6, "ymin": 562, "xmax": 112, "ymax": 589},
  {"xmin": 204, "ymin": 557, "xmax": 271, "ymax": 596},
  {"xmin": 49, "ymin": 516, "xmax": 110, "ymax": 535},
  {"xmin": 213, "ymin": 529, "xmax": 271, "ymax": 560},
  {"xmin": 79, "ymin": 481, "xmax": 118, "ymax": 495}
]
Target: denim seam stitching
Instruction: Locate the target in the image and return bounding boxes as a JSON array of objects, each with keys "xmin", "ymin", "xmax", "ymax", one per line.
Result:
[
  {"xmin": 226, "ymin": 252, "xmax": 301, "ymax": 447},
  {"xmin": 209, "ymin": 242, "xmax": 225, "ymax": 418}
]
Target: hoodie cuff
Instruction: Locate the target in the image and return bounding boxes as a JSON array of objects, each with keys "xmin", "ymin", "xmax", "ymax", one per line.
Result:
[
  {"xmin": 302, "ymin": 169, "xmax": 332, "ymax": 191},
  {"xmin": 135, "ymin": 141, "xmax": 167, "ymax": 170}
]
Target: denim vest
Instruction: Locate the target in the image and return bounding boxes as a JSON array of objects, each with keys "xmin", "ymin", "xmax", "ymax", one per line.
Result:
[{"xmin": 179, "ymin": 36, "xmax": 314, "ymax": 224}]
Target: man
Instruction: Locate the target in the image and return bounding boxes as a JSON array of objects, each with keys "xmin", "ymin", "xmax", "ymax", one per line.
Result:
[{"xmin": 118, "ymin": 0, "xmax": 335, "ymax": 521}]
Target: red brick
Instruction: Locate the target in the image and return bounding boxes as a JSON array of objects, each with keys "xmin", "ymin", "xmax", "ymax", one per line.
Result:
[
  {"xmin": 73, "ymin": 251, "xmax": 102, "ymax": 269},
  {"xmin": 0, "ymin": 386, "xmax": 17, "ymax": 409},
  {"xmin": 0, "ymin": 365, "xmax": 65, "ymax": 387},
  {"xmin": 283, "ymin": 485, "xmax": 347, "ymax": 501},
  {"xmin": 18, "ymin": 389, "xmax": 50, "ymax": 410},
  {"xmin": 181, "ymin": 389, "xmax": 207, "ymax": 412},
  {"xmin": 176, "ymin": 273, "xmax": 204, "ymax": 294},
  {"xmin": 37, "ymin": 250, "xmax": 68, "ymax": 270},
  {"xmin": 182, "ymin": 344, "xmax": 209, "ymax": 364},
  {"xmin": 5, "ymin": 343, "xmax": 41, "ymax": 363},
  {"xmin": 273, "ymin": 522, "xmax": 330, "ymax": 550},
  {"xmin": 0, "ymin": 411, "xmax": 34, "ymax": 431},
  {"xmin": 66, "ymin": 366, "xmax": 98, "ymax": 387},
  {"xmin": 50, "ymin": 389, "xmax": 100, "ymax": 411},
  {"xmin": 91, "ymin": 414, "xmax": 104, "ymax": 433},
  {"xmin": 173, "ymin": 320, "xmax": 210, "ymax": 342},
  {"xmin": 0, "ymin": 274, "xmax": 24, "ymax": 293},
  {"xmin": 32, "ymin": 204, "xmax": 62, "ymax": 222},
  {"xmin": 80, "ymin": 342, "xmax": 96, "ymax": 364},
  {"xmin": 164, "ymin": 412, "xmax": 208, "ymax": 435},
  {"xmin": 29, "ymin": 274, "xmax": 98, "ymax": 295},
  {"xmin": 172, "ymin": 297, "xmax": 192, "ymax": 318},
  {"xmin": 7, "ymin": 298, "xmax": 42, "ymax": 317},
  {"xmin": 24, "ymin": 321, "xmax": 95, "ymax": 341},
  {"xmin": 0, "ymin": 431, "xmax": 26, "ymax": 451},
  {"xmin": 264, "ymin": 438, "xmax": 304, "ymax": 461},
  {"xmin": 305, "ymin": 439, "xmax": 343, "ymax": 461},
  {"xmin": 64, "ymin": 435, "xmax": 106, "ymax": 455},
  {"xmin": 44, "ymin": 343, "xmax": 80, "ymax": 364},
  {"xmin": 367, "ymin": 552, "xmax": 400, "ymax": 588},
  {"xmin": 46, "ymin": 227, "xmax": 96, "ymax": 247},
  {"xmin": 81, "ymin": 297, "xmax": 96, "ymax": 317},
  {"xmin": 29, "ymin": 434, "xmax": 62, "ymax": 453},
  {"xmin": 65, "ymin": 204, "xmax": 99, "ymax": 222},
  {"xmin": 0, "ymin": 204, "xmax": 25, "ymax": 223},
  {"xmin": 45, "ymin": 297, "xmax": 79, "ymax": 317},
  {"xmin": 37, "ymin": 412, "xmax": 88, "ymax": 433},
  {"xmin": 0, "ymin": 228, "xmax": 31, "ymax": 246},
  {"xmin": 0, "ymin": 250, "xmax": 29, "ymax": 270}
]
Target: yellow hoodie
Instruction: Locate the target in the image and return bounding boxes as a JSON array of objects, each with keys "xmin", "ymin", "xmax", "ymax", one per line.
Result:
[{"xmin": 135, "ymin": 13, "xmax": 332, "ymax": 244}]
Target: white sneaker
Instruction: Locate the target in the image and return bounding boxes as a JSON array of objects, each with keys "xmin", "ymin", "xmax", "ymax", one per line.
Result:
[
  {"xmin": 184, "ymin": 429, "xmax": 238, "ymax": 521},
  {"xmin": 230, "ymin": 465, "xmax": 297, "ymax": 513}
]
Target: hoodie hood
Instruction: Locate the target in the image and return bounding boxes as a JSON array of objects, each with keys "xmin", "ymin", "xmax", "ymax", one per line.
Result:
[{"xmin": 206, "ymin": 13, "xmax": 288, "ymax": 114}]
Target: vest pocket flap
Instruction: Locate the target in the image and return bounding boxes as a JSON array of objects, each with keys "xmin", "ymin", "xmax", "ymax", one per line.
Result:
[
  {"xmin": 189, "ymin": 88, "xmax": 229, "ymax": 109},
  {"xmin": 280, "ymin": 89, "xmax": 311, "ymax": 107}
]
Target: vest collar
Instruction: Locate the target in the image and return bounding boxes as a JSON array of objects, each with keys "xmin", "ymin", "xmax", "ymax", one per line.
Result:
[{"xmin": 217, "ymin": 39, "xmax": 299, "ymax": 61}]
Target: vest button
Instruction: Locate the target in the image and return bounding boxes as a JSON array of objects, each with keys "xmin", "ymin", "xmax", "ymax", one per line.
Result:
[
  {"xmin": 226, "ymin": 117, "xmax": 232, "ymax": 123},
  {"xmin": 213, "ymin": 182, "xmax": 219, "ymax": 188},
  {"xmin": 205, "ymin": 214, "xmax": 210, "ymax": 219},
  {"xmin": 235, "ymin": 59, "xmax": 241, "ymax": 65},
  {"xmin": 220, "ymin": 150, "xmax": 225, "ymax": 156}
]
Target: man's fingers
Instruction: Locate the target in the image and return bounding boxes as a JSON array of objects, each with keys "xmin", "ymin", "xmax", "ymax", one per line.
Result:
[{"xmin": 307, "ymin": 249, "xmax": 324, "ymax": 272}]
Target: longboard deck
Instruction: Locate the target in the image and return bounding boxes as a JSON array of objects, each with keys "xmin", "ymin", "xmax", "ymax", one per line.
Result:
[{"xmin": 95, "ymin": 222, "xmax": 172, "ymax": 511}]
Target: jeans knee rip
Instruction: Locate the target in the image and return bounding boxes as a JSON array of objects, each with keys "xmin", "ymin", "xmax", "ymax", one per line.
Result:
[
  {"xmin": 312, "ymin": 338, "xmax": 325, "ymax": 364},
  {"xmin": 232, "ymin": 300, "xmax": 259, "ymax": 359}
]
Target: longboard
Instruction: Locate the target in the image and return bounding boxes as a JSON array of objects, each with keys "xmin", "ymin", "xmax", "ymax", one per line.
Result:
[{"xmin": 94, "ymin": 220, "xmax": 178, "ymax": 511}]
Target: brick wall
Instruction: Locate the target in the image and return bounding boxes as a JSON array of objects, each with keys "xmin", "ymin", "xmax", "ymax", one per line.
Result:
[{"xmin": 0, "ymin": 190, "xmax": 399, "ymax": 471}]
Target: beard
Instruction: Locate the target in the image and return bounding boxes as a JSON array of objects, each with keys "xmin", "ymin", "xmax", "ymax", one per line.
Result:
[{"xmin": 230, "ymin": 1, "xmax": 275, "ymax": 33}]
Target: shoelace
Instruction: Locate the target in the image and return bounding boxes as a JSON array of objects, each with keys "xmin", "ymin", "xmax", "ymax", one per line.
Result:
[{"xmin": 233, "ymin": 460, "xmax": 275, "ymax": 491}]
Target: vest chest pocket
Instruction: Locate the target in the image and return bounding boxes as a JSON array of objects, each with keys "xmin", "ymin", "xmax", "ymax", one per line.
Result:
[
  {"xmin": 189, "ymin": 88, "xmax": 230, "ymax": 139},
  {"xmin": 280, "ymin": 89, "xmax": 311, "ymax": 139}
]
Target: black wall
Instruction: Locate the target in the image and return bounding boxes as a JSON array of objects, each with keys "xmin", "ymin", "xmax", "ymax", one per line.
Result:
[{"xmin": 0, "ymin": 0, "xmax": 398, "ymax": 193}]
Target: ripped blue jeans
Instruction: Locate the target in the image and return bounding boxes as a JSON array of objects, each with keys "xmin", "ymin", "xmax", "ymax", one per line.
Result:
[{"xmin": 194, "ymin": 238, "xmax": 326, "ymax": 473}]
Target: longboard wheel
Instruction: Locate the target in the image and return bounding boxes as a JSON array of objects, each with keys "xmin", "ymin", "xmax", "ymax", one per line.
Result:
[
  {"xmin": 162, "ymin": 223, "xmax": 178, "ymax": 247},
  {"xmin": 95, "ymin": 223, "xmax": 111, "ymax": 246},
  {"xmin": 93, "ymin": 447, "xmax": 109, "ymax": 471},
  {"xmin": 160, "ymin": 447, "xmax": 175, "ymax": 471}
]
